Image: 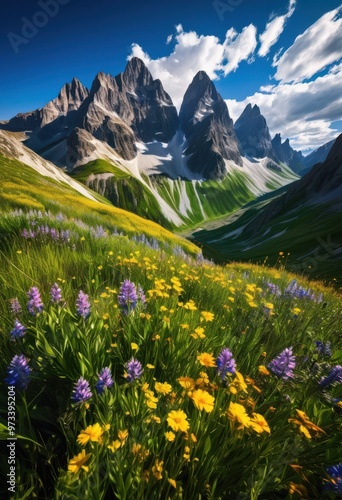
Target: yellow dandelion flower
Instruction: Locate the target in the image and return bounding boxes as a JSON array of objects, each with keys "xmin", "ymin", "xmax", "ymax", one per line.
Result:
[
  {"xmin": 249, "ymin": 413, "xmax": 271, "ymax": 434},
  {"xmin": 292, "ymin": 307, "xmax": 302, "ymax": 315},
  {"xmin": 191, "ymin": 389, "xmax": 215, "ymax": 413},
  {"xmin": 197, "ymin": 352, "xmax": 216, "ymax": 367},
  {"xmin": 77, "ymin": 423, "xmax": 103, "ymax": 445},
  {"xmin": 167, "ymin": 410, "xmax": 190, "ymax": 432},
  {"xmin": 68, "ymin": 449, "xmax": 91, "ymax": 474},
  {"xmin": 165, "ymin": 431, "xmax": 176, "ymax": 442},
  {"xmin": 146, "ymin": 364, "xmax": 155, "ymax": 369},
  {"xmin": 131, "ymin": 342, "xmax": 139, "ymax": 350},
  {"xmin": 155, "ymin": 382, "xmax": 172, "ymax": 395},
  {"xmin": 201, "ymin": 311, "xmax": 214, "ymax": 321}
]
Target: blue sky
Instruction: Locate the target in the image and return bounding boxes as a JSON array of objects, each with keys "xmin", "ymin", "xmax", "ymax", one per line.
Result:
[{"xmin": 0, "ymin": 0, "xmax": 341, "ymax": 151}]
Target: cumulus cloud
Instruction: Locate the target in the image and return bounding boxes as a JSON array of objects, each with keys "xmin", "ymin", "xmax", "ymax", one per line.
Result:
[
  {"xmin": 258, "ymin": 0, "xmax": 296, "ymax": 57},
  {"xmin": 274, "ymin": 5, "xmax": 342, "ymax": 82},
  {"xmin": 222, "ymin": 25, "xmax": 258, "ymax": 74},
  {"xmin": 226, "ymin": 62, "xmax": 342, "ymax": 150},
  {"xmin": 128, "ymin": 24, "xmax": 257, "ymax": 109}
]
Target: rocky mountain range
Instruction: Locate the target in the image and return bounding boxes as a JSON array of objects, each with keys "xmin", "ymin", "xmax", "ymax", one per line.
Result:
[
  {"xmin": 0, "ymin": 57, "xmax": 299, "ymax": 179},
  {"xmin": 0, "ymin": 56, "xmax": 337, "ymax": 233},
  {"xmin": 190, "ymin": 133, "xmax": 342, "ymax": 282}
]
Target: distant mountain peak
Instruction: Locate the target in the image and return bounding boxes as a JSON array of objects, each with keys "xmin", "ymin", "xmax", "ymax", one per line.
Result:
[
  {"xmin": 235, "ymin": 103, "xmax": 275, "ymax": 160},
  {"xmin": 179, "ymin": 72, "xmax": 242, "ymax": 178},
  {"xmin": 123, "ymin": 57, "xmax": 153, "ymax": 88}
]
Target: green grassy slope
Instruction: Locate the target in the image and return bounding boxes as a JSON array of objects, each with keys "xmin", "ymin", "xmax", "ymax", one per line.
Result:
[{"xmin": 190, "ymin": 200, "xmax": 342, "ymax": 288}]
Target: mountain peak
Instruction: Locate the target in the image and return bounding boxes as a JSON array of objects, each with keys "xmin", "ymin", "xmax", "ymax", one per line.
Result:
[
  {"xmin": 123, "ymin": 57, "xmax": 153, "ymax": 87},
  {"xmin": 235, "ymin": 103, "xmax": 275, "ymax": 159}
]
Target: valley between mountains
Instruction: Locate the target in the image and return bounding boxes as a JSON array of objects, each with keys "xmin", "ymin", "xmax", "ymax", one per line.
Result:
[{"xmin": 0, "ymin": 56, "xmax": 340, "ymax": 284}]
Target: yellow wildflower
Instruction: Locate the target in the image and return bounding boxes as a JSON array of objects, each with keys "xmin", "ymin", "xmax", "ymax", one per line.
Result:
[
  {"xmin": 68, "ymin": 449, "xmax": 91, "ymax": 474},
  {"xmin": 289, "ymin": 409, "xmax": 325, "ymax": 439},
  {"xmin": 155, "ymin": 382, "xmax": 173, "ymax": 395},
  {"xmin": 191, "ymin": 389, "xmax": 215, "ymax": 413},
  {"xmin": 151, "ymin": 459, "xmax": 163, "ymax": 480},
  {"xmin": 77, "ymin": 423, "xmax": 103, "ymax": 445},
  {"xmin": 107, "ymin": 440, "xmax": 121, "ymax": 452},
  {"xmin": 249, "ymin": 413, "xmax": 271, "ymax": 434},
  {"xmin": 229, "ymin": 372, "xmax": 248, "ymax": 394},
  {"xmin": 201, "ymin": 311, "xmax": 214, "ymax": 321},
  {"xmin": 118, "ymin": 429, "xmax": 128, "ymax": 442},
  {"xmin": 168, "ymin": 479, "xmax": 177, "ymax": 488},
  {"xmin": 165, "ymin": 431, "xmax": 176, "ymax": 442},
  {"xmin": 197, "ymin": 352, "xmax": 216, "ymax": 367},
  {"xmin": 131, "ymin": 342, "xmax": 139, "ymax": 350},
  {"xmin": 227, "ymin": 402, "xmax": 251, "ymax": 430},
  {"xmin": 177, "ymin": 376, "xmax": 196, "ymax": 390},
  {"xmin": 259, "ymin": 365, "xmax": 270, "ymax": 376},
  {"xmin": 167, "ymin": 410, "xmax": 190, "ymax": 432}
]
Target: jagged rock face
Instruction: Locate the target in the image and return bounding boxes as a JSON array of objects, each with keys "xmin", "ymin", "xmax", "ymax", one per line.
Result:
[
  {"xmin": 121, "ymin": 57, "xmax": 179, "ymax": 142},
  {"xmin": 2, "ymin": 78, "xmax": 89, "ymax": 135},
  {"xmin": 66, "ymin": 128, "xmax": 96, "ymax": 168},
  {"xmin": 235, "ymin": 104, "xmax": 276, "ymax": 160},
  {"xmin": 302, "ymin": 138, "xmax": 335, "ymax": 171},
  {"xmin": 179, "ymin": 71, "xmax": 242, "ymax": 179},
  {"xmin": 75, "ymin": 58, "xmax": 178, "ymax": 160},
  {"xmin": 271, "ymin": 133, "xmax": 304, "ymax": 174}
]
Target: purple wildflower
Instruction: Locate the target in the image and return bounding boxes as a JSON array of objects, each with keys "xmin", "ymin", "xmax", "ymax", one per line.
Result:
[
  {"xmin": 118, "ymin": 280, "xmax": 138, "ymax": 314},
  {"xmin": 50, "ymin": 283, "xmax": 63, "ymax": 304},
  {"xmin": 315, "ymin": 341, "xmax": 332, "ymax": 357},
  {"xmin": 27, "ymin": 286, "xmax": 44, "ymax": 315},
  {"xmin": 325, "ymin": 463, "xmax": 342, "ymax": 493},
  {"xmin": 268, "ymin": 347, "xmax": 296, "ymax": 380},
  {"xmin": 10, "ymin": 320, "xmax": 26, "ymax": 339},
  {"xmin": 96, "ymin": 367, "xmax": 114, "ymax": 394},
  {"xmin": 9, "ymin": 298, "xmax": 22, "ymax": 316},
  {"xmin": 72, "ymin": 377, "xmax": 92, "ymax": 403},
  {"xmin": 5, "ymin": 354, "xmax": 31, "ymax": 390},
  {"xmin": 216, "ymin": 348, "xmax": 236, "ymax": 380},
  {"xmin": 138, "ymin": 284, "xmax": 146, "ymax": 305},
  {"xmin": 266, "ymin": 282, "xmax": 282, "ymax": 297},
  {"xmin": 76, "ymin": 290, "xmax": 91, "ymax": 319},
  {"xmin": 125, "ymin": 358, "xmax": 143, "ymax": 382},
  {"xmin": 320, "ymin": 365, "xmax": 342, "ymax": 389}
]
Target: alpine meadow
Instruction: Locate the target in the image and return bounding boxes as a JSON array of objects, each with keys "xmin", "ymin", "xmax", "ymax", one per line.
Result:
[{"xmin": 0, "ymin": 0, "xmax": 342, "ymax": 498}]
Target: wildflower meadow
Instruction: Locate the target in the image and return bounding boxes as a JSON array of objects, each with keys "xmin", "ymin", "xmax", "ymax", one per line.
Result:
[{"xmin": 0, "ymin": 209, "xmax": 341, "ymax": 499}]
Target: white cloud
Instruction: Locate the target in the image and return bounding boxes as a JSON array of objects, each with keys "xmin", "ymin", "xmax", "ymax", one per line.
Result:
[
  {"xmin": 274, "ymin": 5, "xmax": 342, "ymax": 82},
  {"xmin": 226, "ymin": 62, "xmax": 342, "ymax": 150},
  {"xmin": 128, "ymin": 24, "xmax": 257, "ymax": 109},
  {"xmin": 258, "ymin": 0, "xmax": 296, "ymax": 57},
  {"xmin": 222, "ymin": 25, "xmax": 258, "ymax": 75},
  {"xmin": 166, "ymin": 34, "xmax": 173, "ymax": 45}
]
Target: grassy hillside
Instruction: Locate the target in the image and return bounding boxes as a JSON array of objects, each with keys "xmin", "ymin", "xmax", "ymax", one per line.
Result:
[
  {"xmin": 0, "ymin": 155, "xmax": 341, "ymax": 499},
  {"xmin": 72, "ymin": 159, "xmax": 257, "ymax": 229},
  {"xmin": 0, "ymin": 154, "xmax": 197, "ymax": 255},
  {"xmin": 190, "ymin": 199, "xmax": 342, "ymax": 288}
]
